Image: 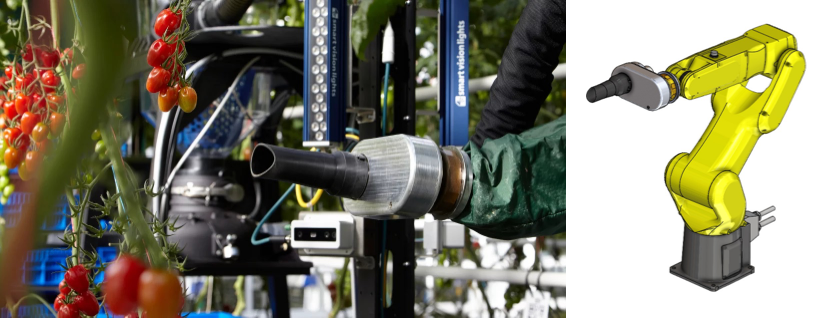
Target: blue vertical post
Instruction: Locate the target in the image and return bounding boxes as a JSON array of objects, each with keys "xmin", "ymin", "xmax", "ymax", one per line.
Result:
[
  {"xmin": 303, "ymin": 0, "xmax": 349, "ymax": 148},
  {"xmin": 439, "ymin": 0, "xmax": 469, "ymax": 146}
]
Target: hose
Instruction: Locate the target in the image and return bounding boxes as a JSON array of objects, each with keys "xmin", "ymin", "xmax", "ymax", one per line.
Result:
[
  {"xmin": 251, "ymin": 183, "xmax": 295, "ymax": 246},
  {"xmin": 200, "ymin": 0, "xmax": 254, "ymax": 27}
]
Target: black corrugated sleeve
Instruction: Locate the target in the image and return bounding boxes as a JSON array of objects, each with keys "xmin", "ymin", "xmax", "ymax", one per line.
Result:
[{"xmin": 470, "ymin": 0, "xmax": 566, "ymax": 147}]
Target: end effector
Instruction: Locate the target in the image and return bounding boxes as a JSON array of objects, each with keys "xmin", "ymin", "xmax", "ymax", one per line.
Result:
[
  {"xmin": 250, "ymin": 135, "xmax": 473, "ymax": 220},
  {"xmin": 586, "ymin": 62, "xmax": 680, "ymax": 111}
]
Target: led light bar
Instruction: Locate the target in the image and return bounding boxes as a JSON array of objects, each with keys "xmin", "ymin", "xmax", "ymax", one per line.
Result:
[
  {"xmin": 303, "ymin": 0, "xmax": 349, "ymax": 148},
  {"xmin": 438, "ymin": 0, "xmax": 469, "ymax": 146}
]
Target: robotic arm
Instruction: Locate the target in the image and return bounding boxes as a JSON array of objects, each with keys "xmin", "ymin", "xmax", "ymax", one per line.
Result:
[
  {"xmin": 589, "ymin": 24, "xmax": 805, "ymax": 234},
  {"xmin": 588, "ymin": 24, "xmax": 805, "ymax": 291}
]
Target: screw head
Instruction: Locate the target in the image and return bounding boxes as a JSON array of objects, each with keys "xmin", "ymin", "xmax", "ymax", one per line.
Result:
[{"xmin": 710, "ymin": 50, "xmax": 719, "ymax": 58}]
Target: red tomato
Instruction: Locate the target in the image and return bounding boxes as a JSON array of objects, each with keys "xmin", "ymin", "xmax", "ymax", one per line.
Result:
[
  {"xmin": 178, "ymin": 86, "xmax": 197, "ymax": 113},
  {"xmin": 124, "ymin": 312, "xmax": 141, "ymax": 318},
  {"xmin": 103, "ymin": 255, "xmax": 147, "ymax": 315},
  {"xmin": 3, "ymin": 101, "xmax": 17, "ymax": 119},
  {"xmin": 50, "ymin": 112, "xmax": 66, "ymax": 135},
  {"xmin": 154, "ymin": 9, "xmax": 182, "ymax": 36},
  {"xmin": 14, "ymin": 92, "xmax": 31, "ymax": 114},
  {"xmin": 138, "ymin": 269, "xmax": 183, "ymax": 318},
  {"xmin": 62, "ymin": 48, "xmax": 74, "ymax": 62},
  {"xmin": 4, "ymin": 64, "xmax": 22, "ymax": 78},
  {"xmin": 4, "ymin": 127, "xmax": 22, "ymax": 147},
  {"xmin": 41, "ymin": 70, "xmax": 61, "ymax": 87},
  {"xmin": 20, "ymin": 112, "xmax": 41, "ymax": 135},
  {"xmin": 36, "ymin": 47, "xmax": 61, "ymax": 68},
  {"xmin": 147, "ymin": 39, "xmax": 176, "ymax": 68},
  {"xmin": 0, "ymin": 113, "xmax": 7, "ymax": 130},
  {"xmin": 21, "ymin": 44, "xmax": 33, "ymax": 61},
  {"xmin": 31, "ymin": 92, "xmax": 46, "ymax": 111},
  {"xmin": 4, "ymin": 147, "xmax": 22, "ymax": 169},
  {"xmin": 46, "ymin": 92, "xmax": 65, "ymax": 111},
  {"xmin": 32, "ymin": 122, "xmax": 49, "ymax": 142},
  {"xmin": 74, "ymin": 291, "xmax": 100, "ymax": 316},
  {"xmin": 54, "ymin": 293, "xmax": 66, "ymax": 312},
  {"xmin": 72, "ymin": 64, "xmax": 86, "ymax": 79},
  {"xmin": 64, "ymin": 265, "xmax": 90, "ymax": 293},
  {"xmin": 146, "ymin": 67, "xmax": 172, "ymax": 93},
  {"xmin": 59, "ymin": 280, "xmax": 71, "ymax": 294},
  {"xmin": 25, "ymin": 149, "xmax": 42, "ymax": 172},
  {"xmin": 15, "ymin": 73, "xmax": 35, "ymax": 91},
  {"xmin": 166, "ymin": 35, "xmax": 185, "ymax": 53},
  {"xmin": 37, "ymin": 138, "xmax": 52, "ymax": 152},
  {"xmin": 58, "ymin": 303, "xmax": 80, "ymax": 318},
  {"xmin": 158, "ymin": 85, "xmax": 179, "ymax": 112}
]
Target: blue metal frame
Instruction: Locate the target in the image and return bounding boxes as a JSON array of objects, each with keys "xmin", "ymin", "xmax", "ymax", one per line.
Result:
[
  {"xmin": 303, "ymin": 0, "xmax": 349, "ymax": 147},
  {"xmin": 439, "ymin": 0, "xmax": 469, "ymax": 146}
]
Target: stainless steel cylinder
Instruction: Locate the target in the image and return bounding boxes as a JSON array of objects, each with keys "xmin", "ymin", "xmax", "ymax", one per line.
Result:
[{"xmin": 342, "ymin": 135, "xmax": 443, "ymax": 219}]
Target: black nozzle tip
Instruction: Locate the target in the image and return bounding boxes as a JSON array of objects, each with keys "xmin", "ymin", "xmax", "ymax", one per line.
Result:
[
  {"xmin": 587, "ymin": 73, "xmax": 632, "ymax": 104},
  {"xmin": 249, "ymin": 145, "xmax": 276, "ymax": 178},
  {"xmin": 586, "ymin": 88, "xmax": 598, "ymax": 103}
]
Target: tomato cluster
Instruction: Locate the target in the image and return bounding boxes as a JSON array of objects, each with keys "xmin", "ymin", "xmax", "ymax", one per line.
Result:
[
  {"xmin": 1, "ymin": 43, "xmax": 73, "ymax": 184},
  {"xmin": 147, "ymin": 8, "xmax": 198, "ymax": 114},
  {"xmin": 103, "ymin": 255, "xmax": 185, "ymax": 318},
  {"xmin": 54, "ymin": 265, "xmax": 100, "ymax": 318}
]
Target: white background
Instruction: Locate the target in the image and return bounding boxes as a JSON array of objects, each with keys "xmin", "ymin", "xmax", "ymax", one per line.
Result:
[{"xmin": 568, "ymin": 0, "xmax": 817, "ymax": 316}]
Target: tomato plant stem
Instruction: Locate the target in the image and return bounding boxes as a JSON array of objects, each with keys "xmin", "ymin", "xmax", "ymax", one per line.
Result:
[
  {"xmin": 50, "ymin": 0, "xmax": 60, "ymax": 48},
  {"xmin": 101, "ymin": 126, "xmax": 168, "ymax": 269}
]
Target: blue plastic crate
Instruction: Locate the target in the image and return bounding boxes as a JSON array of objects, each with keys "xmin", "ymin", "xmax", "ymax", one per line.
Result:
[
  {"xmin": 94, "ymin": 246, "xmax": 119, "ymax": 284},
  {"xmin": 22, "ymin": 248, "xmax": 71, "ymax": 287},
  {"xmin": 0, "ymin": 193, "xmax": 73, "ymax": 232},
  {"xmin": 21, "ymin": 246, "xmax": 118, "ymax": 287},
  {"xmin": 0, "ymin": 305, "xmax": 52, "ymax": 318}
]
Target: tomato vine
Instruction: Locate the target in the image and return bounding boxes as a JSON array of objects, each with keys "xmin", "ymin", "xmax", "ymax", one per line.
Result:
[{"xmin": 1, "ymin": 1, "xmax": 190, "ymax": 317}]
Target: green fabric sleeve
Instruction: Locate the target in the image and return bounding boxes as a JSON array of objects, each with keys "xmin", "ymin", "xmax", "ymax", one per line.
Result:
[{"xmin": 454, "ymin": 115, "xmax": 566, "ymax": 240}]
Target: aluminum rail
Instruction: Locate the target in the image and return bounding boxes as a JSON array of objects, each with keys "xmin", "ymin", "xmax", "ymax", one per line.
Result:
[
  {"xmin": 414, "ymin": 265, "xmax": 566, "ymax": 288},
  {"xmin": 282, "ymin": 63, "xmax": 567, "ymax": 118}
]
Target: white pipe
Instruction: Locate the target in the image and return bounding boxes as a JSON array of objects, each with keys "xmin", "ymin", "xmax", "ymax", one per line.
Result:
[
  {"xmin": 282, "ymin": 63, "xmax": 566, "ymax": 118},
  {"xmin": 414, "ymin": 265, "xmax": 566, "ymax": 288}
]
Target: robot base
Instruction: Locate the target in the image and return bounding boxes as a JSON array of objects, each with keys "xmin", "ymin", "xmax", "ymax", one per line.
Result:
[
  {"xmin": 669, "ymin": 225, "xmax": 754, "ymax": 292},
  {"xmin": 669, "ymin": 262, "xmax": 754, "ymax": 292}
]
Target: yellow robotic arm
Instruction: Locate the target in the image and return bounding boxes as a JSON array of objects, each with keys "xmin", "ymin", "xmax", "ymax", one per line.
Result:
[
  {"xmin": 664, "ymin": 25, "xmax": 805, "ymax": 235},
  {"xmin": 587, "ymin": 24, "xmax": 805, "ymax": 291}
]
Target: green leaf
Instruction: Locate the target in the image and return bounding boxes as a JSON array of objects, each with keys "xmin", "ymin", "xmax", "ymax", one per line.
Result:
[{"xmin": 350, "ymin": 0, "xmax": 404, "ymax": 60}]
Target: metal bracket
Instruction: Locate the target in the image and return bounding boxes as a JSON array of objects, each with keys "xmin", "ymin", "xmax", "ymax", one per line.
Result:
[
  {"xmin": 423, "ymin": 220, "xmax": 466, "ymax": 256},
  {"xmin": 170, "ymin": 182, "xmax": 245, "ymax": 205},
  {"xmin": 346, "ymin": 107, "xmax": 376, "ymax": 124}
]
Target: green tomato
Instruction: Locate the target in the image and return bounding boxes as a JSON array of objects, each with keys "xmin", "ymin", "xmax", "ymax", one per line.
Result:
[
  {"xmin": 0, "ymin": 196, "xmax": 7, "ymax": 205},
  {"xmin": 84, "ymin": 174, "xmax": 93, "ymax": 184},
  {"xmin": 0, "ymin": 164, "xmax": 7, "ymax": 175},
  {"xmin": 91, "ymin": 129, "xmax": 101, "ymax": 141},
  {"xmin": 95, "ymin": 140, "xmax": 107, "ymax": 154},
  {"xmin": 0, "ymin": 176, "xmax": 8, "ymax": 188},
  {"xmin": 3, "ymin": 184, "xmax": 14, "ymax": 197}
]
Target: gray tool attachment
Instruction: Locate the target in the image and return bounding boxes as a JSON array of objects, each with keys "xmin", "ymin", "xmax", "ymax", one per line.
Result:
[
  {"xmin": 587, "ymin": 62, "xmax": 679, "ymax": 111},
  {"xmin": 669, "ymin": 206, "xmax": 776, "ymax": 291}
]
